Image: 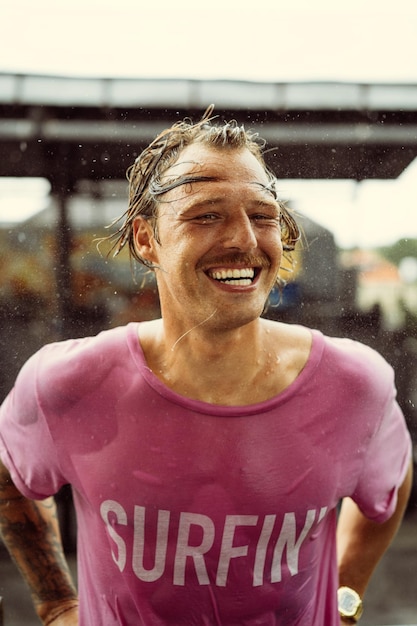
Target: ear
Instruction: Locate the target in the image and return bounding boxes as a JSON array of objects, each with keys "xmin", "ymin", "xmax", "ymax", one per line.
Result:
[{"xmin": 132, "ymin": 216, "xmax": 159, "ymax": 265}]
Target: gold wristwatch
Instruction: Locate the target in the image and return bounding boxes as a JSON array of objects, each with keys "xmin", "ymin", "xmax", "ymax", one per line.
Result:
[{"xmin": 337, "ymin": 586, "xmax": 363, "ymax": 622}]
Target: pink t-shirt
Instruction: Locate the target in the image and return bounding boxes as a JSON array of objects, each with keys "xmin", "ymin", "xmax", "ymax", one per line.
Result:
[{"xmin": 0, "ymin": 323, "xmax": 411, "ymax": 625}]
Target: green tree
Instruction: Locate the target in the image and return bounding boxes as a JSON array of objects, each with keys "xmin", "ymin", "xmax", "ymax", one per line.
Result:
[{"xmin": 378, "ymin": 238, "xmax": 417, "ymax": 266}]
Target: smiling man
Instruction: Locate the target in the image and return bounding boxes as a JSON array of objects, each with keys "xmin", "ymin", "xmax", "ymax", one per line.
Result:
[
  {"xmin": 132, "ymin": 140, "xmax": 309, "ymax": 406},
  {"xmin": 0, "ymin": 108, "xmax": 412, "ymax": 626}
]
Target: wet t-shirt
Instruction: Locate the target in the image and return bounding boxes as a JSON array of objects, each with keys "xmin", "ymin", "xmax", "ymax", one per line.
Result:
[{"xmin": 0, "ymin": 324, "xmax": 411, "ymax": 625}]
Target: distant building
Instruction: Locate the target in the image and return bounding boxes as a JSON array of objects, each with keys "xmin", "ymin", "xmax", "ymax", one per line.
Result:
[{"xmin": 340, "ymin": 248, "xmax": 415, "ymax": 329}]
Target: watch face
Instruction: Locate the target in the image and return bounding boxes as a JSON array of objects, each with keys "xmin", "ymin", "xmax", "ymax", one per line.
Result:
[
  {"xmin": 338, "ymin": 587, "xmax": 363, "ymax": 619},
  {"xmin": 340, "ymin": 593, "xmax": 358, "ymax": 614}
]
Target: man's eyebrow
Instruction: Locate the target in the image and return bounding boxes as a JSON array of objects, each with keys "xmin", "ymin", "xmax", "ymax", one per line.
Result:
[
  {"xmin": 175, "ymin": 196, "xmax": 225, "ymax": 214},
  {"xmin": 149, "ymin": 175, "xmax": 218, "ymax": 197},
  {"xmin": 252, "ymin": 198, "xmax": 281, "ymax": 210}
]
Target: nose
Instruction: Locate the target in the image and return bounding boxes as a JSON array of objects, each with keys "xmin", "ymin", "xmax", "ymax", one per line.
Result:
[{"xmin": 222, "ymin": 211, "xmax": 258, "ymax": 250}]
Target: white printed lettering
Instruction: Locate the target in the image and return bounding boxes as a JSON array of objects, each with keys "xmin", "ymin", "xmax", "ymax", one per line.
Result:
[
  {"xmin": 271, "ymin": 509, "xmax": 316, "ymax": 582},
  {"xmin": 132, "ymin": 505, "xmax": 170, "ymax": 582},
  {"xmin": 173, "ymin": 512, "xmax": 215, "ymax": 585},
  {"xmin": 253, "ymin": 514, "xmax": 276, "ymax": 586},
  {"xmin": 100, "ymin": 500, "xmax": 127, "ymax": 571},
  {"xmin": 318, "ymin": 506, "xmax": 328, "ymax": 523},
  {"xmin": 216, "ymin": 515, "xmax": 258, "ymax": 586},
  {"xmin": 99, "ymin": 500, "xmax": 328, "ymax": 588}
]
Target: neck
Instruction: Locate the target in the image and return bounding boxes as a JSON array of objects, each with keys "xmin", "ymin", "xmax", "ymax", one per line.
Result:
[
  {"xmin": 167, "ymin": 312, "xmax": 263, "ymax": 355},
  {"xmin": 142, "ymin": 317, "xmax": 280, "ymax": 405}
]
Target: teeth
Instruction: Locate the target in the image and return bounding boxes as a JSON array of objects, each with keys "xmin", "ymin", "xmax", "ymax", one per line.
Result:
[
  {"xmin": 222, "ymin": 278, "xmax": 252, "ymax": 286},
  {"xmin": 209, "ymin": 268, "xmax": 255, "ymax": 281}
]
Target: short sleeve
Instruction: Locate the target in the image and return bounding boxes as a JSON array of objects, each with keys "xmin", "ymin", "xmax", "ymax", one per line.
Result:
[
  {"xmin": 0, "ymin": 348, "xmax": 66, "ymax": 499},
  {"xmin": 352, "ymin": 387, "xmax": 412, "ymax": 523}
]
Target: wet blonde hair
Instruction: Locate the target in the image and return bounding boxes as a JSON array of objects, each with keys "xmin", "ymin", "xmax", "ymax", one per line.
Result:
[{"xmin": 107, "ymin": 106, "xmax": 300, "ymax": 277}]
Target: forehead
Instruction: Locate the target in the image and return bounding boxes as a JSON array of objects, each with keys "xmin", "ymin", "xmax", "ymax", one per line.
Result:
[{"xmin": 162, "ymin": 143, "xmax": 270, "ymax": 188}]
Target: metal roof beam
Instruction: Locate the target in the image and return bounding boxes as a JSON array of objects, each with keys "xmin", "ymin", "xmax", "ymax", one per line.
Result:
[{"xmin": 1, "ymin": 119, "xmax": 417, "ymax": 147}]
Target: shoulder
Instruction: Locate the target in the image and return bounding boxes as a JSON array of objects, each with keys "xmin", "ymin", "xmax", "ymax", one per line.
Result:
[
  {"xmin": 317, "ymin": 332, "xmax": 395, "ymax": 401},
  {"xmin": 39, "ymin": 324, "xmax": 131, "ymax": 369},
  {"xmin": 268, "ymin": 320, "xmax": 395, "ymax": 395},
  {"xmin": 262, "ymin": 320, "xmax": 391, "ymax": 375},
  {"xmin": 21, "ymin": 325, "xmax": 136, "ymax": 406},
  {"xmin": 321, "ymin": 333, "xmax": 391, "ymax": 372}
]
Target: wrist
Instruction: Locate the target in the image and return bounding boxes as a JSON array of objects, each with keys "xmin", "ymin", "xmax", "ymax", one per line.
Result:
[{"xmin": 37, "ymin": 599, "xmax": 79, "ymax": 626}]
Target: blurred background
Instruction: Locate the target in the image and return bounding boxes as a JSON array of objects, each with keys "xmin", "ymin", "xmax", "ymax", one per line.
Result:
[{"xmin": 0, "ymin": 0, "xmax": 417, "ymax": 623}]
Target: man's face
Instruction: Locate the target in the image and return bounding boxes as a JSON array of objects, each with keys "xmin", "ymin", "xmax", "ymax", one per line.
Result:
[{"xmin": 134, "ymin": 143, "xmax": 283, "ymax": 333}]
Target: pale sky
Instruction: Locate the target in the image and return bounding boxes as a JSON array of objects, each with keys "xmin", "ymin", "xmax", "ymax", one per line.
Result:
[
  {"xmin": 2, "ymin": 0, "xmax": 417, "ymax": 83},
  {"xmin": 1, "ymin": 0, "xmax": 417, "ymax": 247}
]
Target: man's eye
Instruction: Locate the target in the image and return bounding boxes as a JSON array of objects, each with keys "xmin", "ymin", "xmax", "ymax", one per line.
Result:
[
  {"xmin": 194, "ymin": 214, "xmax": 218, "ymax": 222},
  {"xmin": 251, "ymin": 214, "xmax": 280, "ymax": 223}
]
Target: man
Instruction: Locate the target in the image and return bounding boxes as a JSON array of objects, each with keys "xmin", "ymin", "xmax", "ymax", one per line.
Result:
[{"xmin": 0, "ymin": 108, "xmax": 412, "ymax": 625}]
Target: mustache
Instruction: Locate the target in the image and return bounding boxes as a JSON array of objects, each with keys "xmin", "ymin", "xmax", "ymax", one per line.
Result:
[{"xmin": 196, "ymin": 253, "xmax": 271, "ymax": 271}]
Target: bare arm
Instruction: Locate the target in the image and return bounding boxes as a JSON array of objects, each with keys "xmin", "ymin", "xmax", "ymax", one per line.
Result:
[
  {"xmin": 337, "ymin": 459, "xmax": 413, "ymax": 622},
  {"xmin": 0, "ymin": 459, "xmax": 78, "ymax": 625}
]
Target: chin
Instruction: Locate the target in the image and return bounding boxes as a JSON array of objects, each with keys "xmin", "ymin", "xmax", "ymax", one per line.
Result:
[{"xmin": 211, "ymin": 306, "xmax": 265, "ymax": 332}]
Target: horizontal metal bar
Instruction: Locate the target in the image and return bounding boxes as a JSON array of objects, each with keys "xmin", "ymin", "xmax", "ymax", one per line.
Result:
[
  {"xmin": 1, "ymin": 119, "xmax": 417, "ymax": 146},
  {"xmin": 1, "ymin": 73, "xmax": 417, "ymax": 111}
]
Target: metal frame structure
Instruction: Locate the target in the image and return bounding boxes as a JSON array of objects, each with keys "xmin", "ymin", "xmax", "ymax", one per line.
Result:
[{"xmin": 1, "ymin": 74, "xmax": 417, "ymax": 184}]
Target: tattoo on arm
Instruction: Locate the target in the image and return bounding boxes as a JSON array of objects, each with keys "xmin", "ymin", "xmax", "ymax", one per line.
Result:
[{"xmin": 0, "ymin": 467, "xmax": 77, "ymax": 608}]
